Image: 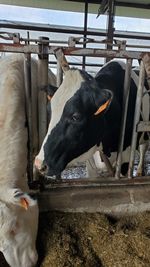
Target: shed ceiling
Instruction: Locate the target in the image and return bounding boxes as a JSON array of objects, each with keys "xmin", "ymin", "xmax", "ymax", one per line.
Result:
[{"xmin": 0, "ymin": 0, "xmax": 149, "ymax": 19}]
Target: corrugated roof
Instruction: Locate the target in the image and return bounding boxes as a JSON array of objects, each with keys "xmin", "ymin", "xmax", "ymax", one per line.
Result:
[{"xmin": 0, "ymin": 0, "xmax": 149, "ymax": 19}]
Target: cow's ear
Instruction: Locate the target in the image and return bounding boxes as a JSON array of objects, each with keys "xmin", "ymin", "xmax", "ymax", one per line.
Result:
[
  {"xmin": 94, "ymin": 89, "xmax": 113, "ymax": 116},
  {"xmin": 6, "ymin": 189, "xmax": 37, "ymax": 210},
  {"xmin": 15, "ymin": 193, "xmax": 37, "ymax": 210}
]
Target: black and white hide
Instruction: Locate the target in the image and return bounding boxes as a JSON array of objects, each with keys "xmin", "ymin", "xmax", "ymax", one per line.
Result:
[{"xmin": 35, "ymin": 60, "xmax": 149, "ymax": 178}]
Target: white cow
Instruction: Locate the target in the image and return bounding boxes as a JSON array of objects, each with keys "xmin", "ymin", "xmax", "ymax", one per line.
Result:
[{"xmin": 0, "ymin": 54, "xmax": 56, "ymax": 267}]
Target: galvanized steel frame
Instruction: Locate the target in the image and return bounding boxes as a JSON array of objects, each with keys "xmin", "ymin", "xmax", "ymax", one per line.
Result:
[
  {"xmin": 0, "ymin": 1, "xmax": 150, "ymax": 213},
  {"xmin": 0, "ymin": 39, "xmax": 150, "ymax": 214},
  {"xmin": 0, "ymin": 39, "xmax": 149, "ymax": 184},
  {"xmin": 0, "ymin": 42, "xmax": 148, "ymax": 58}
]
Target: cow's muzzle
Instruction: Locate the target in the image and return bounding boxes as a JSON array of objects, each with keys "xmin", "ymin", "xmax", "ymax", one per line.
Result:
[{"xmin": 34, "ymin": 157, "xmax": 47, "ymax": 174}]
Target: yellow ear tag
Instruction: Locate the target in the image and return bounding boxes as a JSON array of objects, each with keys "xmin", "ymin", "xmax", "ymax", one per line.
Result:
[
  {"xmin": 94, "ymin": 99, "xmax": 110, "ymax": 116},
  {"xmin": 20, "ymin": 198, "xmax": 29, "ymax": 210}
]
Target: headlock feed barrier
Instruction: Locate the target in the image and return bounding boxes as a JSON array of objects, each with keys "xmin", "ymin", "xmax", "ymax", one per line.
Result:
[{"xmin": 0, "ymin": 32, "xmax": 150, "ymax": 214}]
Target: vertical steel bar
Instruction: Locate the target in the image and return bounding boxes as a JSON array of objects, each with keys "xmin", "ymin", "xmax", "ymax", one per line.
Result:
[
  {"xmin": 55, "ymin": 48, "xmax": 70, "ymax": 73},
  {"xmin": 128, "ymin": 60, "xmax": 145, "ymax": 178},
  {"xmin": 82, "ymin": 0, "xmax": 88, "ymax": 70},
  {"xmin": 24, "ymin": 53, "xmax": 33, "ymax": 185},
  {"xmin": 38, "ymin": 37, "xmax": 49, "ymax": 148},
  {"xmin": 106, "ymin": 0, "xmax": 115, "ymax": 62},
  {"xmin": 115, "ymin": 59, "xmax": 132, "ymax": 179},
  {"xmin": 57, "ymin": 61, "xmax": 63, "ymax": 87},
  {"xmin": 100, "ymin": 151, "xmax": 114, "ymax": 176}
]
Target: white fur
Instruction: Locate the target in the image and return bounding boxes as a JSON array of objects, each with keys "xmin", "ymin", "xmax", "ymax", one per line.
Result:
[{"xmin": 0, "ymin": 54, "xmax": 48, "ymax": 267}]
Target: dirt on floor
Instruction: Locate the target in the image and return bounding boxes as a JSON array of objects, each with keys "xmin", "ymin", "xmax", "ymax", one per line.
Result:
[{"xmin": 1, "ymin": 211, "xmax": 150, "ymax": 267}]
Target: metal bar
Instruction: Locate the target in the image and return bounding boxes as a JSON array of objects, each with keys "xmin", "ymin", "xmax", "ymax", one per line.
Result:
[
  {"xmin": 61, "ymin": 47, "xmax": 143, "ymax": 59},
  {"xmin": 106, "ymin": 0, "xmax": 115, "ymax": 62},
  {"xmin": 0, "ymin": 43, "xmax": 148, "ymax": 59},
  {"xmin": 49, "ymin": 60, "xmax": 103, "ymax": 68},
  {"xmin": 38, "ymin": 183, "xmax": 150, "ymax": 214},
  {"xmin": 137, "ymin": 121, "xmax": 150, "ymax": 132},
  {"xmin": 100, "ymin": 151, "xmax": 114, "ymax": 176},
  {"xmin": 24, "ymin": 53, "xmax": 33, "ymax": 185},
  {"xmin": 82, "ymin": 0, "xmax": 88, "ymax": 70},
  {"xmin": 54, "ymin": 48, "xmax": 70, "ymax": 73},
  {"xmin": 128, "ymin": 61, "xmax": 146, "ymax": 178},
  {"xmin": 56, "ymin": 61, "xmax": 63, "ymax": 87},
  {"xmin": 115, "ymin": 59, "xmax": 132, "ymax": 179},
  {"xmin": 1, "ymin": 33, "xmax": 150, "ymax": 50},
  {"xmin": 38, "ymin": 37, "xmax": 49, "ymax": 148},
  {"xmin": 41, "ymin": 176, "xmax": 150, "ymax": 187},
  {"xmin": 0, "ymin": 21, "xmax": 150, "ymax": 40},
  {"xmin": 0, "ymin": 43, "xmax": 39, "ymax": 53}
]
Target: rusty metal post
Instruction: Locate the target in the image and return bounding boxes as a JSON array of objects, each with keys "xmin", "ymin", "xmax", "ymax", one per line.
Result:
[
  {"xmin": 24, "ymin": 53, "xmax": 33, "ymax": 185},
  {"xmin": 55, "ymin": 48, "xmax": 69, "ymax": 89},
  {"xmin": 82, "ymin": 0, "xmax": 88, "ymax": 70},
  {"xmin": 128, "ymin": 60, "xmax": 146, "ymax": 178},
  {"xmin": 115, "ymin": 59, "xmax": 132, "ymax": 179},
  {"xmin": 106, "ymin": 0, "xmax": 115, "ymax": 62},
  {"xmin": 57, "ymin": 61, "xmax": 63, "ymax": 87},
  {"xmin": 55, "ymin": 48, "xmax": 70, "ymax": 73},
  {"xmin": 38, "ymin": 36, "xmax": 49, "ymax": 148},
  {"xmin": 100, "ymin": 151, "xmax": 114, "ymax": 176}
]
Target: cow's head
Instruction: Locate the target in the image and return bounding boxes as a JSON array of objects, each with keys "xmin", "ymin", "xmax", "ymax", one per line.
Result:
[
  {"xmin": 35, "ymin": 68, "xmax": 113, "ymax": 176},
  {"xmin": 0, "ymin": 188, "xmax": 38, "ymax": 267}
]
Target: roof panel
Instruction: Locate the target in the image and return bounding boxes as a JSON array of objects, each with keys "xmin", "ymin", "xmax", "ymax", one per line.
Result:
[{"xmin": 0, "ymin": 0, "xmax": 149, "ymax": 19}]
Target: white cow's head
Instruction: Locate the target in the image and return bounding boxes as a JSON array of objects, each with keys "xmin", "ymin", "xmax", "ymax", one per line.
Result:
[{"xmin": 0, "ymin": 188, "xmax": 38, "ymax": 267}]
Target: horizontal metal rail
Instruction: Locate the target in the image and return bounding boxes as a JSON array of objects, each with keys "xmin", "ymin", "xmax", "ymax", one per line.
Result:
[
  {"xmin": 1, "ymin": 32, "xmax": 150, "ymax": 50},
  {"xmin": 0, "ymin": 20, "xmax": 150, "ymax": 41},
  {"xmin": 0, "ymin": 43, "xmax": 149, "ymax": 60},
  {"xmin": 39, "ymin": 176, "xmax": 150, "ymax": 188},
  {"xmin": 38, "ymin": 178, "xmax": 150, "ymax": 214}
]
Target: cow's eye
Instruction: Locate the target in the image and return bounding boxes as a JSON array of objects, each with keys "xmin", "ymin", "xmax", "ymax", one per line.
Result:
[{"xmin": 71, "ymin": 112, "xmax": 81, "ymax": 121}]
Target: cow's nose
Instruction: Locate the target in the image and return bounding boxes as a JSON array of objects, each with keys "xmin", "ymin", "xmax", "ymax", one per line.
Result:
[
  {"xmin": 34, "ymin": 157, "xmax": 42, "ymax": 170},
  {"xmin": 34, "ymin": 157, "xmax": 47, "ymax": 173}
]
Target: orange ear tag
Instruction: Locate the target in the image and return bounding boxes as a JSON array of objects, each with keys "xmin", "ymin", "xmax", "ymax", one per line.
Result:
[
  {"xmin": 94, "ymin": 99, "xmax": 110, "ymax": 116},
  {"xmin": 20, "ymin": 198, "xmax": 29, "ymax": 210}
]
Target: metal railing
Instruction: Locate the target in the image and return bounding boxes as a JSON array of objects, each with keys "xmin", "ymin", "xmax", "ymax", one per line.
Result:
[{"xmin": 0, "ymin": 32, "xmax": 150, "ymax": 186}]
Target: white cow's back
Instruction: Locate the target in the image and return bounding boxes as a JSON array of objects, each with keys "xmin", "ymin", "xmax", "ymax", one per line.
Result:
[
  {"xmin": 0, "ymin": 54, "xmax": 40, "ymax": 267},
  {"xmin": 0, "ymin": 54, "xmax": 28, "ymax": 189}
]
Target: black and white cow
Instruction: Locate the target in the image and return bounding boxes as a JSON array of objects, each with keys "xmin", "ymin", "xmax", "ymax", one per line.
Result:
[{"xmin": 35, "ymin": 60, "xmax": 149, "ymax": 177}]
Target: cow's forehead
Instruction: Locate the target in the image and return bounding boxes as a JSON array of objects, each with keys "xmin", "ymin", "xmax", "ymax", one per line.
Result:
[
  {"xmin": 52, "ymin": 69, "xmax": 84, "ymax": 108},
  {"xmin": 49, "ymin": 69, "xmax": 84, "ymax": 130}
]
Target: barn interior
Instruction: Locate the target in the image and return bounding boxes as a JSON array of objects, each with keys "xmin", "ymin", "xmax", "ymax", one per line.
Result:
[{"xmin": 0, "ymin": 1, "xmax": 150, "ymax": 266}]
